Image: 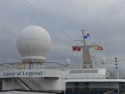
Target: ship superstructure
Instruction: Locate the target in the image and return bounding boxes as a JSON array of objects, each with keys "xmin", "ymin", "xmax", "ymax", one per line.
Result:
[
  {"xmin": 66, "ymin": 30, "xmax": 125, "ymax": 94},
  {"xmin": 0, "ymin": 26, "xmax": 125, "ymax": 94},
  {"xmin": 0, "ymin": 26, "xmax": 68, "ymax": 94}
]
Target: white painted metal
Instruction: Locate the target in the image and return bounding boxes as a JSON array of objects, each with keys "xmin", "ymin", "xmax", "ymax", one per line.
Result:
[
  {"xmin": 19, "ymin": 77, "xmax": 43, "ymax": 90},
  {"xmin": 0, "ymin": 69, "xmax": 68, "ymax": 78},
  {"xmin": 16, "ymin": 26, "xmax": 51, "ymax": 62},
  {"xmin": 66, "ymin": 78, "xmax": 125, "ymax": 82},
  {"xmin": 16, "ymin": 78, "xmax": 30, "ymax": 90},
  {"xmin": 1, "ymin": 27, "xmax": 125, "ymax": 94},
  {"xmin": 68, "ymin": 69, "xmax": 107, "ymax": 79}
]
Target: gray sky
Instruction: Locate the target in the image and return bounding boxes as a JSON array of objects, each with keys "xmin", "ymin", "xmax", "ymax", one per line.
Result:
[{"xmin": 0, "ymin": 0, "xmax": 125, "ymax": 69}]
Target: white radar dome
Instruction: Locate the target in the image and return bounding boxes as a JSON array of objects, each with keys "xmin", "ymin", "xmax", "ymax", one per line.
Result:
[{"xmin": 16, "ymin": 26, "xmax": 51, "ymax": 62}]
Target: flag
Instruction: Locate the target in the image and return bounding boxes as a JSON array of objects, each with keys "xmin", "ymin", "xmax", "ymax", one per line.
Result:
[
  {"xmin": 94, "ymin": 45, "xmax": 103, "ymax": 50},
  {"xmin": 94, "ymin": 45, "xmax": 98, "ymax": 50},
  {"xmin": 84, "ymin": 33, "xmax": 90, "ymax": 39},
  {"xmin": 97, "ymin": 45, "xmax": 103, "ymax": 50},
  {"xmin": 72, "ymin": 46, "xmax": 77, "ymax": 51},
  {"xmin": 77, "ymin": 46, "xmax": 81, "ymax": 51},
  {"xmin": 72, "ymin": 46, "xmax": 81, "ymax": 51},
  {"xmin": 87, "ymin": 33, "xmax": 90, "ymax": 36},
  {"xmin": 84, "ymin": 35, "xmax": 88, "ymax": 39}
]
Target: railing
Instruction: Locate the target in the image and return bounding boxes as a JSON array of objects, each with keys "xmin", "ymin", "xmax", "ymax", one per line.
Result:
[
  {"xmin": 1, "ymin": 62, "xmax": 125, "ymax": 79},
  {"xmin": 68, "ymin": 69, "xmax": 125, "ymax": 79},
  {"xmin": 69, "ymin": 69, "xmax": 106, "ymax": 79},
  {"xmin": 68, "ymin": 74, "xmax": 106, "ymax": 79},
  {"xmin": 0, "ymin": 62, "xmax": 68, "ymax": 71},
  {"xmin": 70, "ymin": 69, "xmax": 98, "ymax": 74}
]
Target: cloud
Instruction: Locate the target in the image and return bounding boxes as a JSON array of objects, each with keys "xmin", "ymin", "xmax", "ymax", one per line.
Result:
[{"xmin": 0, "ymin": 0, "xmax": 125, "ymax": 71}]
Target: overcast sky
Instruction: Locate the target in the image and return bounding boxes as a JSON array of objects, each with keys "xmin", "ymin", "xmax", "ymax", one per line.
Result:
[{"xmin": 0, "ymin": 0, "xmax": 125, "ymax": 69}]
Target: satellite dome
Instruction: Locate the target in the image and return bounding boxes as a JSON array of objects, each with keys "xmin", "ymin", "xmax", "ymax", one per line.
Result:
[{"xmin": 16, "ymin": 26, "xmax": 51, "ymax": 63}]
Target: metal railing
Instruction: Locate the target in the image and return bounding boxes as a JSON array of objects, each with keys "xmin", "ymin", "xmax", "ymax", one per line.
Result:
[
  {"xmin": 68, "ymin": 69, "xmax": 125, "ymax": 79},
  {"xmin": 0, "ymin": 62, "xmax": 68, "ymax": 71},
  {"xmin": 68, "ymin": 74, "xmax": 106, "ymax": 79}
]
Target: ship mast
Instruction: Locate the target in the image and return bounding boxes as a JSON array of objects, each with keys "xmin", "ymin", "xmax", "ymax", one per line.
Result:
[{"xmin": 80, "ymin": 29, "xmax": 93, "ymax": 69}]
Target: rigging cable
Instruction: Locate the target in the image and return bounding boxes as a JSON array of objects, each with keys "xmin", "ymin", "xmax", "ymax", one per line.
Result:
[
  {"xmin": 17, "ymin": 0, "xmax": 73, "ymax": 42},
  {"xmin": 18, "ymin": 0, "xmax": 38, "ymax": 16},
  {"xmin": 48, "ymin": 0, "xmax": 81, "ymax": 38}
]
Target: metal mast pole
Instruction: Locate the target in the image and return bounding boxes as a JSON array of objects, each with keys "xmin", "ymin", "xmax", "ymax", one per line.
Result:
[
  {"xmin": 81, "ymin": 29, "xmax": 86, "ymax": 45},
  {"xmin": 80, "ymin": 29, "xmax": 93, "ymax": 69},
  {"xmin": 115, "ymin": 57, "xmax": 119, "ymax": 94},
  {"xmin": 115, "ymin": 57, "xmax": 119, "ymax": 79}
]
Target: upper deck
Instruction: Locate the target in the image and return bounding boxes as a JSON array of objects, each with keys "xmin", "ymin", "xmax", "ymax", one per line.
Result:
[
  {"xmin": 0, "ymin": 62, "xmax": 124, "ymax": 80},
  {"xmin": 0, "ymin": 62, "xmax": 68, "ymax": 78}
]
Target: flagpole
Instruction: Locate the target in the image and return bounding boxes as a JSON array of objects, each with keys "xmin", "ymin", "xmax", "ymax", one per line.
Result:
[
  {"xmin": 80, "ymin": 29, "xmax": 93, "ymax": 69},
  {"xmin": 81, "ymin": 29, "xmax": 86, "ymax": 45},
  {"xmin": 81, "ymin": 29, "xmax": 88, "ymax": 68},
  {"xmin": 72, "ymin": 29, "xmax": 103, "ymax": 69}
]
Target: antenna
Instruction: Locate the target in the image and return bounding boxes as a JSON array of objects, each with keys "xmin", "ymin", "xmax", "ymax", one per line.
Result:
[
  {"xmin": 72, "ymin": 29, "xmax": 102, "ymax": 69},
  {"xmin": 115, "ymin": 57, "xmax": 119, "ymax": 79},
  {"xmin": 80, "ymin": 29, "xmax": 93, "ymax": 68},
  {"xmin": 80, "ymin": 29, "xmax": 86, "ymax": 45}
]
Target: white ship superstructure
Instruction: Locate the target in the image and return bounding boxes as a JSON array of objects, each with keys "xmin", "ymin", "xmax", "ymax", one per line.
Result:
[
  {"xmin": 0, "ymin": 62, "xmax": 68, "ymax": 93},
  {"xmin": 0, "ymin": 26, "xmax": 68, "ymax": 94},
  {"xmin": 66, "ymin": 30, "xmax": 125, "ymax": 94},
  {"xmin": 0, "ymin": 26, "xmax": 125, "ymax": 94}
]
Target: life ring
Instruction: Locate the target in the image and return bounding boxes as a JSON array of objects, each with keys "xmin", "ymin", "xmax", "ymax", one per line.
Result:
[{"xmin": 17, "ymin": 63, "xmax": 24, "ymax": 69}]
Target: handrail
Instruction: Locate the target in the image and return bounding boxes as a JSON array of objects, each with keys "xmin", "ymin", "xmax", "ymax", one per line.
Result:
[
  {"xmin": 0, "ymin": 62, "xmax": 68, "ymax": 71},
  {"xmin": 0, "ymin": 62, "xmax": 68, "ymax": 67}
]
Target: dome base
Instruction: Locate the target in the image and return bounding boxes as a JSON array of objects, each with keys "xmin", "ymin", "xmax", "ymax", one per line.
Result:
[{"xmin": 22, "ymin": 56, "xmax": 45, "ymax": 63}]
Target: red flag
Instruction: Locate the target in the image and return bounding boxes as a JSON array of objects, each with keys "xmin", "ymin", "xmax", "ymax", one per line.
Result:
[
  {"xmin": 87, "ymin": 33, "xmax": 90, "ymax": 36},
  {"xmin": 72, "ymin": 46, "xmax": 77, "ymax": 51},
  {"xmin": 77, "ymin": 46, "xmax": 81, "ymax": 51},
  {"xmin": 72, "ymin": 46, "xmax": 81, "ymax": 51}
]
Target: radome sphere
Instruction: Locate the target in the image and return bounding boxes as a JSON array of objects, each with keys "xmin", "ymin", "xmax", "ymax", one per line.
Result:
[{"xmin": 16, "ymin": 26, "xmax": 51, "ymax": 62}]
